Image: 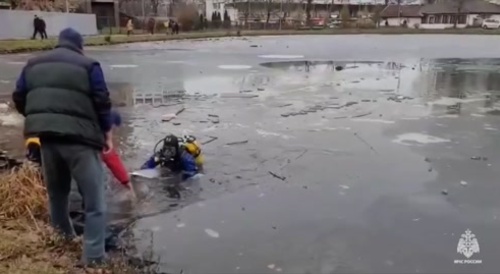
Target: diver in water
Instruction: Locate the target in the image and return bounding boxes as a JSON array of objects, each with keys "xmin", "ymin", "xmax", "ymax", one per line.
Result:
[
  {"xmin": 140, "ymin": 134, "xmax": 203, "ymax": 178},
  {"xmin": 139, "ymin": 134, "xmax": 204, "ymax": 198}
]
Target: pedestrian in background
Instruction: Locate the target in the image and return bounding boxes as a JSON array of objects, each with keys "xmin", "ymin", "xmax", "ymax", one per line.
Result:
[
  {"xmin": 126, "ymin": 18, "xmax": 134, "ymax": 36},
  {"xmin": 40, "ymin": 17, "xmax": 48, "ymax": 39},
  {"xmin": 32, "ymin": 15, "xmax": 43, "ymax": 40},
  {"xmin": 164, "ymin": 20, "xmax": 170, "ymax": 35},
  {"xmin": 173, "ymin": 21, "xmax": 180, "ymax": 35},
  {"xmin": 12, "ymin": 28, "xmax": 113, "ymax": 267},
  {"xmin": 148, "ymin": 17, "xmax": 156, "ymax": 35}
]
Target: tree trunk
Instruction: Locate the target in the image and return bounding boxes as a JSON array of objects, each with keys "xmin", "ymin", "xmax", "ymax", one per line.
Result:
[
  {"xmin": 306, "ymin": 0, "xmax": 312, "ymax": 26},
  {"xmin": 265, "ymin": 0, "xmax": 271, "ymax": 29},
  {"xmin": 244, "ymin": 0, "xmax": 250, "ymax": 30},
  {"xmin": 454, "ymin": 0, "xmax": 464, "ymax": 29},
  {"xmin": 151, "ymin": 0, "xmax": 159, "ymax": 16}
]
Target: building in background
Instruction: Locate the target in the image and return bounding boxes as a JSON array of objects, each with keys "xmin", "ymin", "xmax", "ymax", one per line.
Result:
[
  {"xmin": 420, "ymin": 0, "xmax": 500, "ymax": 29},
  {"xmin": 0, "ymin": 0, "xmax": 10, "ymax": 9},
  {"xmin": 380, "ymin": 4, "xmax": 422, "ymax": 27},
  {"xmin": 89, "ymin": 0, "xmax": 120, "ymax": 29},
  {"xmin": 205, "ymin": 0, "xmax": 237, "ymax": 22},
  {"xmin": 378, "ymin": 0, "xmax": 500, "ymax": 29}
]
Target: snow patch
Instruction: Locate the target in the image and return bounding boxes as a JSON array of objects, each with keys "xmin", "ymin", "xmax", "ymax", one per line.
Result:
[
  {"xmin": 204, "ymin": 228, "xmax": 220, "ymax": 238},
  {"xmin": 0, "ymin": 112, "xmax": 23, "ymax": 126},
  {"xmin": 393, "ymin": 133, "xmax": 450, "ymax": 145},
  {"xmin": 150, "ymin": 226, "xmax": 161, "ymax": 232},
  {"xmin": 7, "ymin": 61, "xmax": 25, "ymax": 65},
  {"xmin": 218, "ymin": 65, "xmax": 252, "ymax": 70},
  {"xmin": 429, "ymin": 97, "xmax": 485, "ymax": 106},
  {"xmin": 435, "ymin": 114, "xmax": 459, "ymax": 118},
  {"xmin": 256, "ymin": 129, "xmax": 293, "ymax": 139},
  {"xmin": 352, "ymin": 118, "xmax": 395, "ymax": 124},
  {"xmin": 110, "ymin": 64, "xmax": 138, "ymax": 68},
  {"xmin": 258, "ymin": 55, "xmax": 304, "ymax": 59}
]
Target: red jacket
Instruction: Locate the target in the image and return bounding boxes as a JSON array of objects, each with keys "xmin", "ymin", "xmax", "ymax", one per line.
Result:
[{"xmin": 101, "ymin": 148, "xmax": 129, "ymax": 185}]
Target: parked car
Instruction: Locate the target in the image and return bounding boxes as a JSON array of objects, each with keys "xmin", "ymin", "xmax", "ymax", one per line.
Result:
[
  {"xmin": 482, "ymin": 19, "xmax": 500, "ymax": 29},
  {"xmin": 328, "ymin": 20, "xmax": 342, "ymax": 28}
]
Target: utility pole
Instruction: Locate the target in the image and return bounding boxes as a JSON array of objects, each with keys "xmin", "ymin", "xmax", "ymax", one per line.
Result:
[{"xmin": 65, "ymin": 0, "xmax": 69, "ymax": 12}]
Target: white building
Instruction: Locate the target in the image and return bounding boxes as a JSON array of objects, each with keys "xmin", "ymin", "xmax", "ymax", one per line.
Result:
[
  {"xmin": 380, "ymin": 5, "xmax": 423, "ymax": 28},
  {"xmin": 420, "ymin": 0, "xmax": 500, "ymax": 29},
  {"xmin": 380, "ymin": 0, "xmax": 500, "ymax": 29},
  {"xmin": 205, "ymin": 0, "xmax": 238, "ymax": 22}
]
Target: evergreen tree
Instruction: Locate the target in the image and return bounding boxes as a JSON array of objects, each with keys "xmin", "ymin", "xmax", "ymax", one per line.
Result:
[
  {"xmin": 211, "ymin": 11, "xmax": 216, "ymax": 28},
  {"xmin": 223, "ymin": 10, "xmax": 230, "ymax": 28},
  {"xmin": 216, "ymin": 12, "xmax": 222, "ymax": 28},
  {"xmin": 341, "ymin": 5, "xmax": 351, "ymax": 28},
  {"xmin": 199, "ymin": 14, "xmax": 205, "ymax": 30}
]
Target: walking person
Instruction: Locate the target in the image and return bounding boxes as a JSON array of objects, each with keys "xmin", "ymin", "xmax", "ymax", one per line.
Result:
[
  {"xmin": 173, "ymin": 21, "xmax": 180, "ymax": 35},
  {"xmin": 126, "ymin": 18, "xmax": 134, "ymax": 36},
  {"xmin": 12, "ymin": 28, "xmax": 113, "ymax": 267},
  {"xmin": 147, "ymin": 17, "xmax": 155, "ymax": 35},
  {"xmin": 40, "ymin": 17, "xmax": 48, "ymax": 39},
  {"xmin": 32, "ymin": 15, "xmax": 43, "ymax": 39},
  {"xmin": 164, "ymin": 20, "xmax": 170, "ymax": 35}
]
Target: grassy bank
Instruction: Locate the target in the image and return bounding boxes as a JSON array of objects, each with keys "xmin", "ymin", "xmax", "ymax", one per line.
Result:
[
  {"xmin": 0, "ymin": 164, "xmax": 136, "ymax": 273},
  {"xmin": 1, "ymin": 28, "xmax": 500, "ymax": 54}
]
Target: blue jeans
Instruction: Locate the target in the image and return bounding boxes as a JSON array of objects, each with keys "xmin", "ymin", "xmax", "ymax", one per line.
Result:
[
  {"xmin": 69, "ymin": 179, "xmax": 119, "ymax": 252},
  {"xmin": 40, "ymin": 141, "xmax": 106, "ymax": 263}
]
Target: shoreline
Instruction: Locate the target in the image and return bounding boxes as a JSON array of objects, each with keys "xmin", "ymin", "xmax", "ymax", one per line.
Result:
[{"xmin": 1, "ymin": 28, "xmax": 500, "ymax": 54}]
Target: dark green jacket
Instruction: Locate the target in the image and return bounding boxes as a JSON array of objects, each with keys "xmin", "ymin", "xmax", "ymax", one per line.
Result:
[{"xmin": 13, "ymin": 42, "xmax": 109, "ymax": 149}]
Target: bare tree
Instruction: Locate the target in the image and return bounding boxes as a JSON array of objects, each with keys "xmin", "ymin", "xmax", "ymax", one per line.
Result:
[
  {"xmin": 340, "ymin": 4, "xmax": 350, "ymax": 28},
  {"xmin": 280, "ymin": 0, "xmax": 294, "ymax": 28},
  {"xmin": 305, "ymin": 0, "xmax": 312, "ymax": 26},
  {"xmin": 265, "ymin": 0, "xmax": 272, "ymax": 28},
  {"xmin": 372, "ymin": 4, "xmax": 383, "ymax": 28},
  {"xmin": 244, "ymin": 0, "xmax": 250, "ymax": 29},
  {"xmin": 151, "ymin": 0, "xmax": 160, "ymax": 16},
  {"xmin": 13, "ymin": 0, "xmax": 80, "ymax": 11},
  {"xmin": 9, "ymin": 0, "xmax": 18, "ymax": 9}
]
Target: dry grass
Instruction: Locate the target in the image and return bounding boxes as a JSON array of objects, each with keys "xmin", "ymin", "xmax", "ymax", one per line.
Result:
[
  {"xmin": 0, "ymin": 163, "xmax": 48, "ymax": 223},
  {"xmin": 0, "ymin": 163, "xmax": 139, "ymax": 274}
]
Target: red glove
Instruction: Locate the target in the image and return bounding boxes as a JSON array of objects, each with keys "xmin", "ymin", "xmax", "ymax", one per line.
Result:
[{"xmin": 102, "ymin": 148, "xmax": 130, "ymax": 186}]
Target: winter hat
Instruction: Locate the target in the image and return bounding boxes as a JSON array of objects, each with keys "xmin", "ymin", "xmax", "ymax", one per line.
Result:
[
  {"xmin": 58, "ymin": 28, "xmax": 83, "ymax": 50},
  {"xmin": 111, "ymin": 110, "xmax": 122, "ymax": 127}
]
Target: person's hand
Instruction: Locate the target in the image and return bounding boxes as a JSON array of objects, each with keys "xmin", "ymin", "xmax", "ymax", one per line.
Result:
[
  {"xmin": 103, "ymin": 131, "xmax": 113, "ymax": 154},
  {"xmin": 104, "ymin": 139, "xmax": 113, "ymax": 154}
]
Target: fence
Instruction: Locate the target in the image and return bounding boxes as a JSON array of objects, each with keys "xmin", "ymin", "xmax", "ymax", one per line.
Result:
[{"xmin": 0, "ymin": 10, "xmax": 97, "ymax": 40}]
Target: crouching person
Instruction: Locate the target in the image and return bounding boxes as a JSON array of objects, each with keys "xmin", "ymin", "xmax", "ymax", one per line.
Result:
[{"xmin": 13, "ymin": 28, "xmax": 113, "ymax": 267}]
